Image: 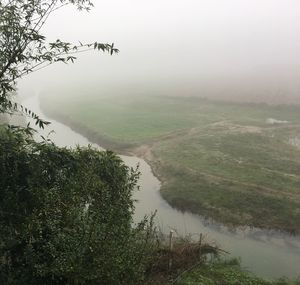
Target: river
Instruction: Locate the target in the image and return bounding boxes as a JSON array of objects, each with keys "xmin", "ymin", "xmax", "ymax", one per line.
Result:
[{"xmin": 24, "ymin": 95, "xmax": 300, "ymax": 280}]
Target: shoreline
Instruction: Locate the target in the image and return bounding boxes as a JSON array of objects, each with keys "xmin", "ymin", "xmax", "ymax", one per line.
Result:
[{"xmin": 40, "ymin": 103, "xmax": 299, "ymax": 237}]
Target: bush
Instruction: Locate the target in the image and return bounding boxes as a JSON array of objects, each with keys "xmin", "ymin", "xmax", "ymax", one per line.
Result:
[{"xmin": 0, "ymin": 126, "xmax": 155, "ymax": 284}]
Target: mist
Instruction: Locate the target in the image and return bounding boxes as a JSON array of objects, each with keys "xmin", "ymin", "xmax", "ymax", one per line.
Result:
[{"xmin": 19, "ymin": 0, "xmax": 300, "ymax": 104}]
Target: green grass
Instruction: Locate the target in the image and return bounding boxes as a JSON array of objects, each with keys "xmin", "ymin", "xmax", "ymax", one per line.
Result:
[
  {"xmin": 154, "ymin": 128, "xmax": 300, "ymax": 232},
  {"xmin": 42, "ymin": 93, "xmax": 300, "ymax": 144},
  {"xmin": 41, "ymin": 92, "xmax": 300, "ymax": 232},
  {"xmin": 42, "ymin": 94, "xmax": 208, "ymax": 144},
  {"xmin": 176, "ymin": 259, "xmax": 300, "ymax": 285}
]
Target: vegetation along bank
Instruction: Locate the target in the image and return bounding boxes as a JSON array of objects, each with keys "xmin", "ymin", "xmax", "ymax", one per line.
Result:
[{"xmin": 41, "ymin": 92, "xmax": 300, "ymax": 234}]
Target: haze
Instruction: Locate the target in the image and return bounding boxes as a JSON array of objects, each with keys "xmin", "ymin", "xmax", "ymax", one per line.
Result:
[{"xmin": 19, "ymin": 0, "xmax": 300, "ymax": 104}]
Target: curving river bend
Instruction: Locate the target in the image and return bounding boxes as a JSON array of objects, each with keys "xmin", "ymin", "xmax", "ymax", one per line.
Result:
[{"xmin": 24, "ymin": 96, "xmax": 300, "ymax": 280}]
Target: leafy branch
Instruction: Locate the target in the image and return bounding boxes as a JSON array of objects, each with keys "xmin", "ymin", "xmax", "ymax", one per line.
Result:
[{"xmin": 0, "ymin": 0, "xmax": 118, "ymax": 128}]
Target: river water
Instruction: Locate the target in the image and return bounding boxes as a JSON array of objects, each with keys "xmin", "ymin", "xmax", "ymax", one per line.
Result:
[{"xmin": 24, "ymin": 96, "xmax": 300, "ymax": 280}]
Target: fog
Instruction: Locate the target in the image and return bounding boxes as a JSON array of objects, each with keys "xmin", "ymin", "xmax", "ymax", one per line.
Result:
[{"xmin": 20, "ymin": 0, "xmax": 300, "ymax": 104}]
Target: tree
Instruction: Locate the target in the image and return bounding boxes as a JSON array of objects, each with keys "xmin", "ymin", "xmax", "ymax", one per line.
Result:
[
  {"xmin": 0, "ymin": 2, "xmax": 157, "ymax": 284},
  {"xmin": 0, "ymin": 128, "xmax": 156, "ymax": 284},
  {"xmin": 0, "ymin": 0, "xmax": 118, "ymax": 127}
]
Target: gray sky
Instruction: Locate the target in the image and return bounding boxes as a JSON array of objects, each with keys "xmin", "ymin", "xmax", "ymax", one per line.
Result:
[{"xmin": 20, "ymin": 0, "xmax": 300, "ymax": 103}]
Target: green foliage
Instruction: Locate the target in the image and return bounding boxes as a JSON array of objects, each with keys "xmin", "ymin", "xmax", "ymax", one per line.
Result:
[
  {"xmin": 0, "ymin": 126, "xmax": 155, "ymax": 284},
  {"xmin": 0, "ymin": 0, "xmax": 118, "ymax": 126},
  {"xmin": 176, "ymin": 259, "xmax": 300, "ymax": 285}
]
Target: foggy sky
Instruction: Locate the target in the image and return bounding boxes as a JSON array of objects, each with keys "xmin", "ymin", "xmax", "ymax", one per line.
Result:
[{"xmin": 19, "ymin": 0, "xmax": 300, "ymax": 103}]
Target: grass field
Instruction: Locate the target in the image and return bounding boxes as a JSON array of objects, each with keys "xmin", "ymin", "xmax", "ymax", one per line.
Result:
[
  {"xmin": 41, "ymin": 92, "xmax": 300, "ymax": 233},
  {"xmin": 176, "ymin": 259, "xmax": 300, "ymax": 285}
]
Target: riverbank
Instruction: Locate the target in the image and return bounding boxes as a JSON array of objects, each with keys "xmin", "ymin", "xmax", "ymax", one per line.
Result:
[
  {"xmin": 23, "ymin": 94, "xmax": 300, "ymax": 280},
  {"xmin": 175, "ymin": 259, "xmax": 300, "ymax": 285},
  {"xmin": 39, "ymin": 93, "xmax": 300, "ymax": 234}
]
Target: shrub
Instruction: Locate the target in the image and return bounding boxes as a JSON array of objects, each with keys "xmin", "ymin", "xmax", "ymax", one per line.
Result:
[{"xmin": 0, "ymin": 126, "xmax": 155, "ymax": 284}]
